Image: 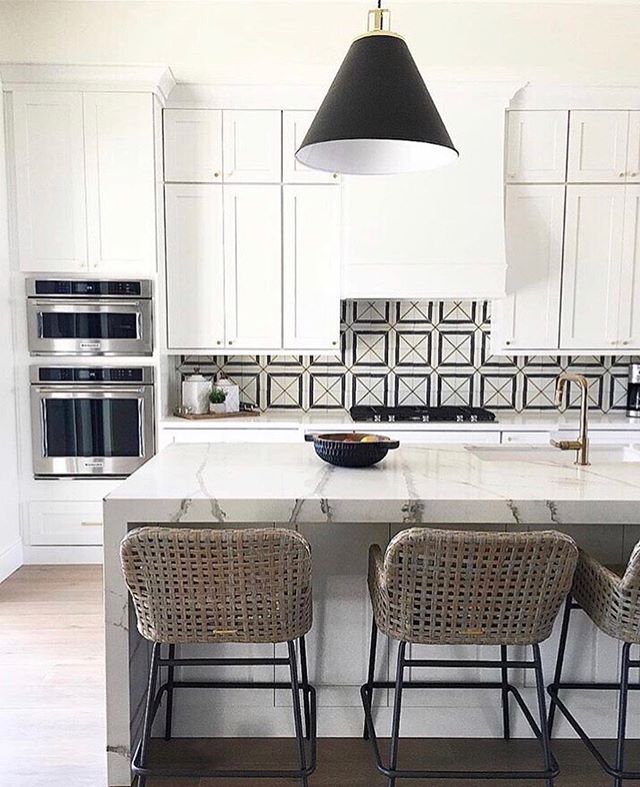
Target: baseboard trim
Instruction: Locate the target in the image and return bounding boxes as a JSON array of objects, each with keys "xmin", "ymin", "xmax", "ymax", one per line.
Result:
[
  {"xmin": 0, "ymin": 538, "xmax": 23, "ymax": 582},
  {"xmin": 23, "ymin": 544, "xmax": 103, "ymax": 565}
]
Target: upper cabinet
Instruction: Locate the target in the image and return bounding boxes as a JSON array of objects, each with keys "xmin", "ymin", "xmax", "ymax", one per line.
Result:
[
  {"xmin": 163, "ymin": 109, "xmax": 222, "ymax": 183},
  {"xmin": 163, "ymin": 109, "xmax": 281, "ymax": 183},
  {"xmin": 505, "ymin": 110, "xmax": 568, "ymax": 183},
  {"xmin": 491, "ymin": 185, "xmax": 564, "ymax": 352},
  {"xmin": 11, "ymin": 91, "xmax": 87, "ymax": 271},
  {"xmin": 222, "ymin": 110, "xmax": 281, "ymax": 182},
  {"xmin": 162, "ymin": 108, "xmax": 342, "ymax": 354},
  {"xmin": 83, "ymin": 93, "xmax": 155, "ymax": 272},
  {"xmin": 560, "ymin": 185, "xmax": 625, "ymax": 348},
  {"xmin": 10, "ymin": 90, "xmax": 156, "ymax": 274},
  {"xmin": 282, "ymin": 111, "xmax": 339, "ymax": 184},
  {"xmin": 493, "ymin": 107, "xmax": 640, "ymax": 354},
  {"xmin": 567, "ymin": 111, "xmax": 631, "ymax": 182},
  {"xmin": 283, "ymin": 186, "xmax": 341, "ymax": 350},
  {"xmin": 223, "ymin": 185, "xmax": 282, "ymax": 348}
]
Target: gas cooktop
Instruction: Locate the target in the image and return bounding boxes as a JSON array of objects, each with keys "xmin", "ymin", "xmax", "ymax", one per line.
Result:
[{"xmin": 349, "ymin": 405, "xmax": 497, "ymax": 424}]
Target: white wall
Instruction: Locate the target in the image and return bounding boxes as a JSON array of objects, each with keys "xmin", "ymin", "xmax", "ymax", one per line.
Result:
[
  {"xmin": 0, "ymin": 84, "xmax": 23, "ymax": 581},
  {"xmin": 0, "ymin": 1, "xmax": 639, "ymax": 87}
]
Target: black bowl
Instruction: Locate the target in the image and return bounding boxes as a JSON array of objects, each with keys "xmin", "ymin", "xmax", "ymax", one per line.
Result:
[{"xmin": 304, "ymin": 432, "xmax": 400, "ymax": 468}]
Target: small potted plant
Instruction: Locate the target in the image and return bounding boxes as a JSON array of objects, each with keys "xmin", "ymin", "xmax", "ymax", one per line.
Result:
[{"xmin": 209, "ymin": 386, "xmax": 227, "ymax": 415}]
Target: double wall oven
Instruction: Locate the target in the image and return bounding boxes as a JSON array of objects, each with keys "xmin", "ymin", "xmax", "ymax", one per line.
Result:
[
  {"xmin": 27, "ymin": 278, "xmax": 156, "ymax": 478},
  {"xmin": 27, "ymin": 278, "xmax": 153, "ymax": 356},
  {"xmin": 30, "ymin": 366, "xmax": 155, "ymax": 477}
]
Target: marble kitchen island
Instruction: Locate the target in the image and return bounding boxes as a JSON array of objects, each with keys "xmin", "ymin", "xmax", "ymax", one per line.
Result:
[{"xmin": 104, "ymin": 440, "xmax": 640, "ymax": 786}]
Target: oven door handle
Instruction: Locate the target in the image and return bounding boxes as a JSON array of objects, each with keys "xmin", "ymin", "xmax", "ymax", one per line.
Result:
[
  {"xmin": 30, "ymin": 299, "xmax": 142, "ymax": 309},
  {"xmin": 34, "ymin": 385, "xmax": 146, "ymax": 396}
]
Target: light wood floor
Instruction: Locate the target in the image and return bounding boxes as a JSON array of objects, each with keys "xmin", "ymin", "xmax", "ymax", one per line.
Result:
[{"xmin": 1, "ymin": 564, "xmax": 639, "ymax": 787}]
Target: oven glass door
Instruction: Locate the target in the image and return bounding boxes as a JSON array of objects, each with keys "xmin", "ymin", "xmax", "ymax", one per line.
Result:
[
  {"xmin": 32, "ymin": 386, "xmax": 155, "ymax": 476},
  {"xmin": 28, "ymin": 299, "xmax": 153, "ymax": 355}
]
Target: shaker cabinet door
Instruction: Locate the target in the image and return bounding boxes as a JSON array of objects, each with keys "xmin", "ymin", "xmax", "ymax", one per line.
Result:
[
  {"xmin": 83, "ymin": 93, "xmax": 156, "ymax": 273},
  {"xmin": 492, "ymin": 185, "xmax": 565, "ymax": 352},
  {"xmin": 560, "ymin": 185, "xmax": 625, "ymax": 349},
  {"xmin": 505, "ymin": 110, "xmax": 568, "ymax": 183},
  {"xmin": 222, "ymin": 110, "xmax": 281, "ymax": 183},
  {"xmin": 163, "ymin": 109, "xmax": 223, "ymax": 183},
  {"xmin": 11, "ymin": 91, "xmax": 87, "ymax": 271},
  {"xmin": 567, "ymin": 111, "xmax": 630, "ymax": 183},
  {"xmin": 617, "ymin": 185, "xmax": 640, "ymax": 348},
  {"xmin": 282, "ymin": 110, "xmax": 339, "ymax": 184},
  {"xmin": 283, "ymin": 186, "xmax": 341, "ymax": 351},
  {"xmin": 223, "ymin": 185, "xmax": 282, "ymax": 349},
  {"xmin": 165, "ymin": 184, "xmax": 225, "ymax": 350}
]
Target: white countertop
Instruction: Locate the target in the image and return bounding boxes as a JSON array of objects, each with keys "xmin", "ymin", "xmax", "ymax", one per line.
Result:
[
  {"xmin": 107, "ymin": 441, "xmax": 640, "ymax": 528},
  {"xmin": 159, "ymin": 411, "xmax": 640, "ymax": 432}
]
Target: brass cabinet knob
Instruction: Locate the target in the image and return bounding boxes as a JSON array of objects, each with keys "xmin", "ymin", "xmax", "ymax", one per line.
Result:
[{"xmin": 213, "ymin": 171, "xmax": 220, "ymax": 178}]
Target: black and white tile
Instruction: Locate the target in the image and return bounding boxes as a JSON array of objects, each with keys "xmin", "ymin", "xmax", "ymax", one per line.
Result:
[{"xmin": 181, "ymin": 299, "xmax": 632, "ymax": 413}]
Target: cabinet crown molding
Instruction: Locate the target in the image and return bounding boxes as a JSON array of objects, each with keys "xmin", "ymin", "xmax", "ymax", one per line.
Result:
[
  {"xmin": 511, "ymin": 83, "xmax": 640, "ymax": 110},
  {"xmin": 0, "ymin": 63, "xmax": 176, "ymax": 102}
]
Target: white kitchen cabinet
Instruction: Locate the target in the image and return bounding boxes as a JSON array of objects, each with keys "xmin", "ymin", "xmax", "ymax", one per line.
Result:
[
  {"xmin": 626, "ymin": 112, "xmax": 640, "ymax": 182},
  {"xmin": 282, "ymin": 110, "xmax": 338, "ymax": 184},
  {"xmin": 567, "ymin": 111, "xmax": 630, "ymax": 183},
  {"xmin": 491, "ymin": 185, "xmax": 564, "ymax": 352},
  {"xmin": 283, "ymin": 185, "xmax": 341, "ymax": 351},
  {"xmin": 505, "ymin": 111, "xmax": 568, "ymax": 183},
  {"xmin": 222, "ymin": 110, "xmax": 281, "ymax": 183},
  {"xmin": 223, "ymin": 185, "xmax": 281, "ymax": 349},
  {"xmin": 28, "ymin": 501, "xmax": 103, "ymax": 546},
  {"xmin": 560, "ymin": 185, "xmax": 625, "ymax": 349},
  {"xmin": 165, "ymin": 184, "xmax": 225, "ymax": 350},
  {"xmin": 618, "ymin": 185, "xmax": 640, "ymax": 347},
  {"xmin": 11, "ymin": 91, "xmax": 87, "ymax": 271},
  {"xmin": 84, "ymin": 93, "xmax": 155, "ymax": 273},
  {"xmin": 163, "ymin": 109, "xmax": 222, "ymax": 183}
]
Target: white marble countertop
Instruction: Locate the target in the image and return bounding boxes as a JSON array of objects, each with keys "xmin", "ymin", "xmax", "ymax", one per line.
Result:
[
  {"xmin": 107, "ymin": 441, "xmax": 640, "ymax": 525},
  {"xmin": 159, "ymin": 411, "xmax": 640, "ymax": 432}
]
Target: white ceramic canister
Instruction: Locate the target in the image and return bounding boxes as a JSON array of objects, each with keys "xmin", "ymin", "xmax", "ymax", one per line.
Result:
[
  {"xmin": 181, "ymin": 374, "xmax": 212, "ymax": 415},
  {"xmin": 216, "ymin": 376, "xmax": 240, "ymax": 413}
]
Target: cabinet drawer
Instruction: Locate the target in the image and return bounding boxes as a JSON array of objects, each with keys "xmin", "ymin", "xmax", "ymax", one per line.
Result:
[
  {"xmin": 355, "ymin": 430, "xmax": 501, "ymax": 445},
  {"xmin": 28, "ymin": 501, "xmax": 103, "ymax": 546}
]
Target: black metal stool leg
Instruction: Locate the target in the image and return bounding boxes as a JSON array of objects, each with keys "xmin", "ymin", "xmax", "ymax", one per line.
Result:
[
  {"xmin": 137, "ymin": 642, "xmax": 161, "ymax": 787},
  {"xmin": 299, "ymin": 636, "xmax": 312, "ymax": 742},
  {"xmin": 615, "ymin": 642, "xmax": 632, "ymax": 787},
  {"xmin": 288, "ymin": 640, "xmax": 309, "ymax": 787},
  {"xmin": 548, "ymin": 594, "xmax": 573, "ymax": 735},
  {"xmin": 533, "ymin": 643, "xmax": 555, "ymax": 787},
  {"xmin": 363, "ymin": 617, "xmax": 378, "ymax": 740},
  {"xmin": 164, "ymin": 643, "xmax": 176, "ymax": 741},
  {"xmin": 500, "ymin": 644, "xmax": 510, "ymax": 740},
  {"xmin": 388, "ymin": 641, "xmax": 407, "ymax": 787}
]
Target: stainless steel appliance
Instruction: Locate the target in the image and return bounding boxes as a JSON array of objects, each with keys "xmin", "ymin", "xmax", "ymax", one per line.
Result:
[
  {"xmin": 26, "ymin": 278, "xmax": 153, "ymax": 356},
  {"xmin": 350, "ymin": 405, "xmax": 497, "ymax": 423},
  {"xmin": 30, "ymin": 366, "xmax": 155, "ymax": 477},
  {"xmin": 627, "ymin": 363, "xmax": 640, "ymax": 417}
]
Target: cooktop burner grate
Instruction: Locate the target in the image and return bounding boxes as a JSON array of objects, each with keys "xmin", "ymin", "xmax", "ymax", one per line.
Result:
[{"xmin": 349, "ymin": 405, "xmax": 497, "ymax": 424}]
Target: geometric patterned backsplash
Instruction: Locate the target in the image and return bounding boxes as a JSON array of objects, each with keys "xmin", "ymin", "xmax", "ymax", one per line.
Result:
[{"xmin": 179, "ymin": 300, "xmax": 632, "ymax": 413}]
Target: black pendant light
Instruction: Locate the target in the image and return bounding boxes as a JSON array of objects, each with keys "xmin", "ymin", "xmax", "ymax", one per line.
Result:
[{"xmin": 296, "ymin": 5, "xmax": 458, "ymax": 175}]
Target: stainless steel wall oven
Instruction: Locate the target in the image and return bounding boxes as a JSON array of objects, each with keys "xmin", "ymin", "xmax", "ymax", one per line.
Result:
[
  {"xmin": 27, "ymin": 278, "xmax": 153, "ymax": 356},
  {"xmin": 30, "ymin": 366, "xmax": 155, "ymax": 477}
]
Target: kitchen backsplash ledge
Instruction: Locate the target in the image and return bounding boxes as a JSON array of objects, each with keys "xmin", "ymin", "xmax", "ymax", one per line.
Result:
[{"xmin": 179, "ymin": 300, "xmax": 631, "ymax": 414}]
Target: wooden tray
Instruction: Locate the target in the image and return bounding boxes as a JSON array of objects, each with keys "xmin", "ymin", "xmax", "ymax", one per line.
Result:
[{"xmin": 173, "ymin": 410, "xmax": 260, "ymax": 421}]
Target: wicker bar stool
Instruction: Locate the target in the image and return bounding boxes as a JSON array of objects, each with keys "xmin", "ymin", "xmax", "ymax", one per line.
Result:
[
  {"xmin": 120, "ymin": 526, "xmax": 316, "ymax": 787},
  {"xmin": 548, "ymin": 543, "xmax": 640, "ymax": 786},
  {"xmin": 361, "ymin": 527, "xmax": 578, "ymax": 786}
]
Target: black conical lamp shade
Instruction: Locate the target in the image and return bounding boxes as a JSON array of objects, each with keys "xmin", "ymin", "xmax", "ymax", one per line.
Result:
[{"xmin": 296, "ymin": 9, "xmax": 458, "ymax": 175}]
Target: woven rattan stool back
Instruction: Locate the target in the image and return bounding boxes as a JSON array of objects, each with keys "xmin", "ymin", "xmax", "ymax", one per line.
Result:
[
  {"xmin": 121, "ymin": 527, "xmax": 312, "ymax": 645},
  {"xmin": 369, "ymin": 528, "xmax": 577, "ymax": 645}
]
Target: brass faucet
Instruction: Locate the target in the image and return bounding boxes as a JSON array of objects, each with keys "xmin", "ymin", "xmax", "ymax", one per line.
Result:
[{"xmin": 550, "ymin": 373, "xmax": 590, "ymax": 466}]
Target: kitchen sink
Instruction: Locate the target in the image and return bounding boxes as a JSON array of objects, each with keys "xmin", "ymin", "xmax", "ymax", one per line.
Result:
[{"xmin": 468, "ymin": 444, "xmax": 640, "ymax": 464}]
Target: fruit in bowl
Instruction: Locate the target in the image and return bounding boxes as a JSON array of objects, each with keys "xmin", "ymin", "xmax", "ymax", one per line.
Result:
[{"xmin": 304, "ymin": 432, "xmax": 400, "ymax": 468}]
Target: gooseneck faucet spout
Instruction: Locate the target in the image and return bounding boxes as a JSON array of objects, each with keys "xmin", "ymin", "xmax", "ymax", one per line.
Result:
[{"xmin": 550, "ymin": 373, "xmax": 590, "ymax": 466}]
